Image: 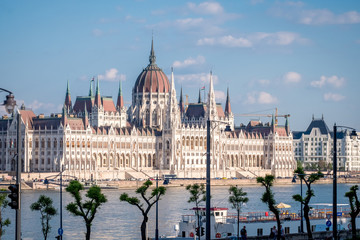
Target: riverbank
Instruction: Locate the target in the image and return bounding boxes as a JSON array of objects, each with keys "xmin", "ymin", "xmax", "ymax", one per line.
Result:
[{"xmin": 22, "ymin": 175, "xmax": 360, "ymax": 190}]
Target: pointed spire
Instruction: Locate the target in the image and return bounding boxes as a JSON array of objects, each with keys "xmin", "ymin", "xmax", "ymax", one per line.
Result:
[
  {"xmin": 225, "ymin": 87, "xmax": 231, "ymax": 114},
  {"xmin": 285, "ymin": 115, "xmax": 289, "ymax": 135},
  {"xmin": 170, "ymin": 67, "xmax": 175, "ymax": 90},
  {"xmin": 209, "ymin": 71, "xmax": 214, "ymax": 94},
  {"xmin": 271, "ymin": 114, "xmax": 275, "ymax": 133},
  {"xmin": 62, "ymin": 104, "xmax": 68, "ymax": 126},
  {"xmin": 207, "ymin": 70, "xmax": 217, "ymax": 119},
  {"xmin": 149, "ymin": 36, "xmax": 156, "ymax": 65},
  {"xmin": 198, "ymin": 89, "xmax": 202, "ymax": 103},
  {"xmin": 89, "ymin": 77, "xmax": 94, "ymax": 97},
  {"xmin": 83, "ymin": 103, "xmax": 89, "ymax": 127},
  {"xmin": 116, "ymin": 81, "xmax": 124, "ymax": 109},
  {"xmin": 95, "ymin": 78, "xmax": 101, "ymax": 107},
  {"xmin": 179, "ymin": 86, "xmax": 184, "ymax": 114},
  {"xmin": 312, "ymin": 114, "xmax": 314, "ymax": 121},
  {"xmin": 64, "ymin": 80, "xmax": 72, "ymax": 113}
]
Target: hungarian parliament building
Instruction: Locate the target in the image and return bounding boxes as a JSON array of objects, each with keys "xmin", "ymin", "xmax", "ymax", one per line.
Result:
[{"xmin": 0, "ymin": 41, "xmax": 305, "ymax": 180}]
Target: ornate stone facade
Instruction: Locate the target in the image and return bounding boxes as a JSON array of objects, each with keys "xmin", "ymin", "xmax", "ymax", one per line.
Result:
[{"xmin": 0, "ymin": 41, "xmax": 296, "ymax": 180}]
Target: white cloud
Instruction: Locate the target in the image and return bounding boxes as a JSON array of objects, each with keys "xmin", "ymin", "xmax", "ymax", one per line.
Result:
[
  {"xmin": 197, "ymin": 32, "xmax": 308, "ymax": 47},
  {"xmin": 250, "ymin": 0, "xmax": 264, "ymax": 5},
  {"xmin": 92, "ymin": 29, "xmax": 103, "ymax": 37},
  {"xmin": 258, "ymin": 79, "xmax": 270, "ymax": 86},
  {"xmin": 311, "ymin": 75, "xmax": 345, "ymax": 88},
  {"xmin": 98, "ymin": 68, "xmax": 126, "ymax": 82},
  {"xmin": 258, "ymin": 92, "xmax": 278, "ymax": 104},
  {"xmin": 252, "ymin": 32, "xmax": 308, "ymax": 45},
  {"xmin": 187, "ymin": 2, "xmax": 224, "ymax": 15},
  {"xmin": 214, "ymin": 90, "xmax": 226, "ymax": 101},
  {"xmin": 283, "ymin": 72, "xmax": 301, "ymax": 83},
  {"xmin": 176, "ymin": 18, "xmax": 204, "ymax": 27},
  {"xmin": 176, "ymin": 72, "xmax": 219, "ymax": 86},
  {"xmin": 173, "ymin": 55, "xmax": 206, "ymax": 68},
  {"xmin": 300, "ymin": 10, "xmax": 360, "ymax": 25},
  {"xmin": 324, "ymin": 93, "xmax": 345, "ymax": 102},
  {"xmin": 245, "ymin": 91, "xmax": 278, "ymax": 104},
  {"xmin": 197, "ymin": 35, "xmax": 252, "ymax": 47},
  {"xmin": 270, "ymin": 3, "xmax": 360, "ymax": 25},
  {"xmin": 28, "ymin": 100, "xmax": 55, "ymax": 112}
]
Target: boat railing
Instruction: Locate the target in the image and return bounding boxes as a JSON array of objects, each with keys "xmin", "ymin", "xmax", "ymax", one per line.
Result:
[{"xmin": 179, "ymin": 208, "xmax": 351, "ymax": 224}]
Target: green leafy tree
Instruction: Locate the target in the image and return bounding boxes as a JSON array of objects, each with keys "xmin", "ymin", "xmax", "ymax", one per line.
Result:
[
  {"xmin": 186, "ymin": 184, "xmax": 206, "ymax": 240},
  {"xmin": 292, "ymin": 167, "xmax": 323, "ymax": 240},
  {"xmin": 120, "ymin": 180, "xmax": 166, "ymax": 240},
  {"xmin": 66, "ymin": 180, "xmax": 107, "ymax": 240},
  {"xmin": 228, "ymin": 186, "xmax": 248, "ymax": 240},
  {"xmin": 30, "ymin": 195, "xmax": 57, "ymax": 240},
  {"xmin": 0, "ymin": 190, "xmax": 10, "ymax": 239},
  {"xmin": 256, "ymin": 175, "xmax": 281, "ymax": 240},
  {"xmin": 345, "ymin": 185, "xmax": 360, "ymax": 239}
]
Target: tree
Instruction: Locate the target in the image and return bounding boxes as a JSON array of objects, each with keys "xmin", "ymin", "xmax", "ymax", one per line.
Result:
[
  {"xmin": 292, "ymin": 167, "xmax": 323, "ymax": 240},
  {"xmin": 186, "ymin": 184, "xmax": 206, "ymax": 240},
  {"xmin": 66, "ymin": 180, "xmax": 107, "ymax": 240},
  {"xmin": 228, "ymin": 186, "xmax": 248, "ymax": 240},
  {"xmin": 30, "ymin": 195, "xmax": 57, "ymax": 240},
  {"xmin": 345, "ymin": 185, "xmax": 360, "ymax": 239},
  {"xmin": 120, "ymin": 180, "xmax": 166, "ymax": 240},
  {"xmin": 256, "ymin": 175, "xmax": 281, "ymax": 240},
  {"xmin": 0, "ymin": 190, "xmax": 10, "ymax": 239}
]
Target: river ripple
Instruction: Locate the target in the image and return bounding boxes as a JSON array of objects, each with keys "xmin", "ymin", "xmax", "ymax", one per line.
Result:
[{"xmin": 2, "ymin": 183, "xmax": 355, "ymax": 239}]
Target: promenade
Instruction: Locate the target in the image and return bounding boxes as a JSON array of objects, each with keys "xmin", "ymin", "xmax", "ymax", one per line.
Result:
[{"xmin": 24, "ymin": 175, "xmax": 360, "ymax": 190}]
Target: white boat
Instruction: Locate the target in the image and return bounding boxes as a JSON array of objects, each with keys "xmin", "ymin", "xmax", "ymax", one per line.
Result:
[{"xmin": 158, "ymin": 204, "xmax": 355, "ymax": 239}]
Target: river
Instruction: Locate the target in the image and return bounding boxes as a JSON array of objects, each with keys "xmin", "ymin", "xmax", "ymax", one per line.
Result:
[{"xmin": 1, "ymin": 183, "xmax": 356, "ymax": 239}]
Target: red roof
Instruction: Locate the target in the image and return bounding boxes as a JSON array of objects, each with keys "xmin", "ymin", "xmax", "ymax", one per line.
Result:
[
  {"xmin": 102, "ymin": 98, "xmax": 116, "ymax": 112},
  {"xmin": 19, "ymin": 110, "xmax": 36, "ymax": 130},
  {"xmin": 134, "ymin": 64, "xmax": 170, "ymax": 93}
]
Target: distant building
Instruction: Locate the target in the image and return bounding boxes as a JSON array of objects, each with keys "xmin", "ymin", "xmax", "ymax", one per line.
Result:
[
  {"xmin": 293, "ymin": 115, "xmax": 360, "ymax": 171},
  {"xmin": 0, "ymin": 39, "xmax": 296, "ymax": 180}
]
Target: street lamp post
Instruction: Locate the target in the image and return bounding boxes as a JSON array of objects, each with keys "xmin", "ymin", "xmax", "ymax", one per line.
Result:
[
  {"xmin": 300, "ymin": 178, "xmax": 303, "ymax": 233},
  {"xmin": 206, "ymin": 120, "xmax": 211, "ymax": 240},
  {"xmin": 1, "ymin": 88, "xmax": 21, "ymax": 240},
  {"xmin": 60, "ymin": 164, "xmax": 63, "ymax": 240},
  {"xmin": 333, "ymin": 124, "xmax": 357, "ymax": 240},
  {"xmin": 15, "ymin": 110, "xmax": 21, "ymax": 240},
  {"xmin": 155, "ymin": 174, "xmax": 159, "ymax": 240},
  {"xmin": 333, "ymin": 124, "xmax": 337, "ymax": 240},
  {"xmin": 292, "ymin": 175, "xmax": 304, "ymax": 233},
  {"xmin": 206, "ymin": 120, "xmax": 231, "ymax": 240}
]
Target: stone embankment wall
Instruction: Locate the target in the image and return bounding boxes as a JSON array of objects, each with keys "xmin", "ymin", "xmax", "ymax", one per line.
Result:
[
  {"xmin": 0, "ymin": 172, "xmax": 359, "ymax": 190},
  {"xmin": 247, "ymin": 229, "xmax": 359, "ymax": 239},
  {"xmin": 101, "ymin": 176, "xmax": 360, "ymax": 189}
]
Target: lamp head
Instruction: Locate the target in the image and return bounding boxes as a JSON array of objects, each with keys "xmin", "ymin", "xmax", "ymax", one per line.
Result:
[
  {"xmin": 350, "ymin": 130, "xmax": 357, "ymax": 140},
  {"xmin": 3, "ymin": 93, "xmax": 16, "ymax": 114},
  {"xmin": 224, "ymin": 125, "xmax": 231, "ymax": 132}
]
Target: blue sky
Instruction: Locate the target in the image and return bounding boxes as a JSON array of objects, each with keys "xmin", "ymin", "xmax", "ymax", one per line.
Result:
[{"xmin": 1, "ymin": 0, "xmax": 360, "ymax": 131}]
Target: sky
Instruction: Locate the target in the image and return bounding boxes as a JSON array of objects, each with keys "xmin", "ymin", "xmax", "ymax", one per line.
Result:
[{"xmin": 0, "ymin": 0, "xmax": 359, "ymax": 131}]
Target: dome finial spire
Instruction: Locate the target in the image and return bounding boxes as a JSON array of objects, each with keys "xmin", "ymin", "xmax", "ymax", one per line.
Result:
[{"xmin": 149, "ymin": 35, "xmax": 156, "ymax": 65}]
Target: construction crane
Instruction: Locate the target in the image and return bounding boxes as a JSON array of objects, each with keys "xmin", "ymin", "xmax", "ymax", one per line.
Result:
[{"xmin": 234, "ymin": 108, "xmax": 290, "ymax": 126}]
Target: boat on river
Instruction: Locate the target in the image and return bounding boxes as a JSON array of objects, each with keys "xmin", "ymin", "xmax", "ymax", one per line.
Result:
[{"xmin": 158, "ymin": 204, "xmax": 354, "ymax": 239}]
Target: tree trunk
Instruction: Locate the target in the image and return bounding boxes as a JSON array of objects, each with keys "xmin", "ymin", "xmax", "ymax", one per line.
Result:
[
  {"xmin": 303, "ymin": 205, "xmax": 313, "ymax": 240},
  {"xmin": 0, "ymin": 211, "xmax": 2, "ymax": 240},
  {"xmin": 86, "ymin": 222, "xmax": 91, "ymax": 240},
  {"xmin": 237, "ymin": 209, "xmax": 240, "ymax": 240},
  {"xmin": 141, "ymin": 215, "xmax": 148, "ymax": 240},
  {"xmin": 275, "ymin": 212, "xmax": 281, "ymax": 240},
  {"xmin": 351, "ymin": 216, "xmax": 356, "ymax": 240},
  {"xmin": 44, "ymin": 218, "xmax": 50, "ymax": 240}
]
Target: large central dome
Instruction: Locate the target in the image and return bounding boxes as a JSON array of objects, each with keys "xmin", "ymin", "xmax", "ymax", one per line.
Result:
[{"xmin": 133, "ymin": 40, "xmax": 170, "ymax": 93}]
